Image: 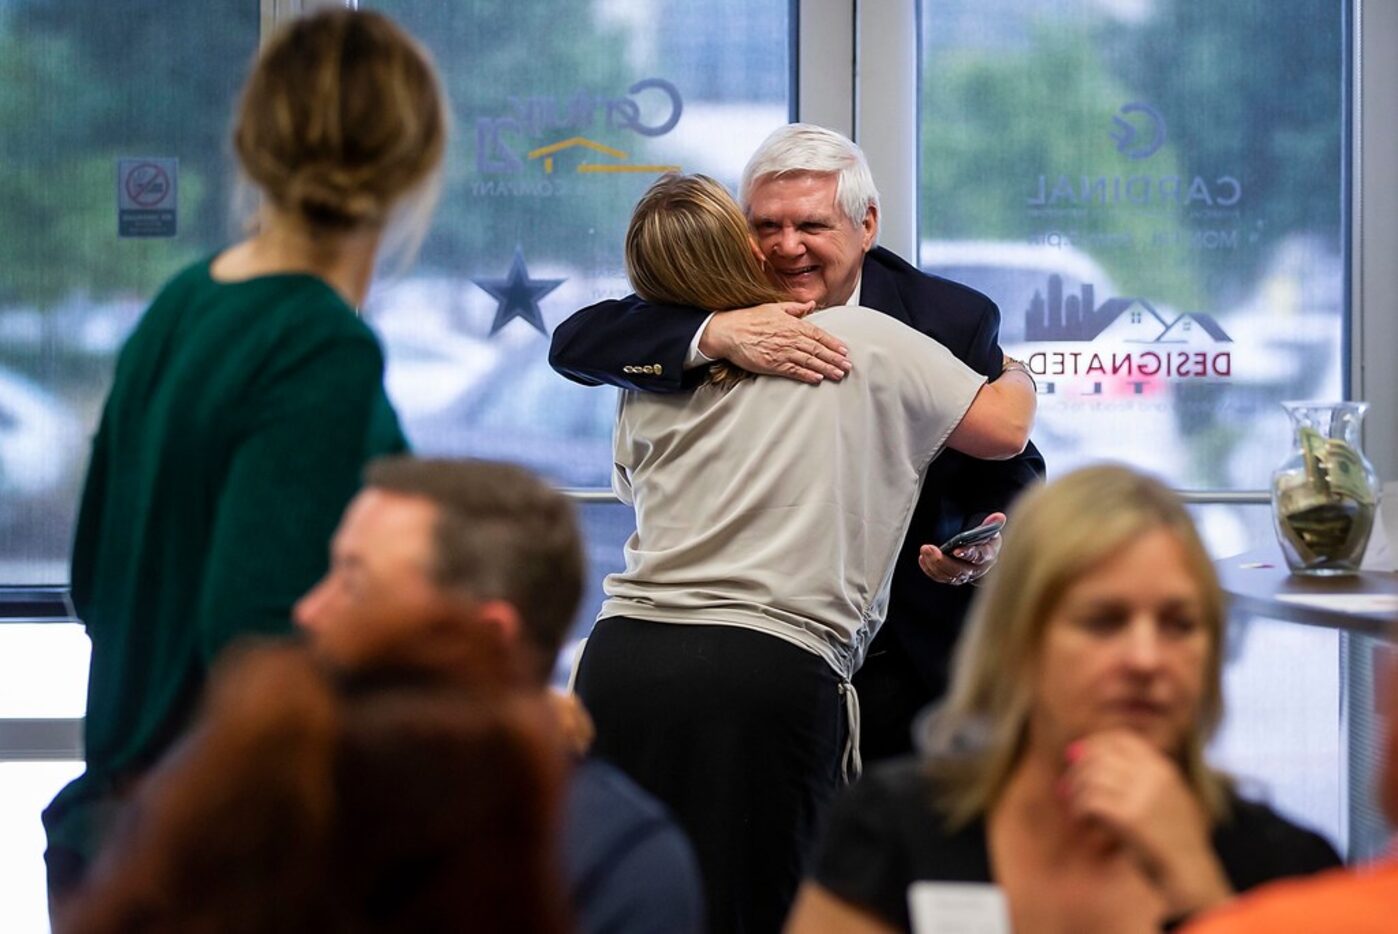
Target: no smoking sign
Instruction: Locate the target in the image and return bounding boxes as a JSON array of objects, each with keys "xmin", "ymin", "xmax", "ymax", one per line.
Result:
[{"xmin": 117, "ymin": 157, "xmax": 178, "ymax": 237}]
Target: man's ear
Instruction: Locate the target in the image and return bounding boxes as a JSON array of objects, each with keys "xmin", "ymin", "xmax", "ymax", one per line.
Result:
[
  {"xmin": 861, "ymin": 204, "xmax": 879, "ymax": 252},
  {"xmin": 748, "ymin": 234, "xmax": 767, "ymax": 268},
  {"xmin": 472, "ymin": 598, "xmax": 523, "ymax": 646}
]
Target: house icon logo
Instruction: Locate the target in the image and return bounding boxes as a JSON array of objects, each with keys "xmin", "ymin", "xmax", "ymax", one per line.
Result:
[
  {"xmin": 526, "ymin": 136, "xmax": 679, "ymax": 176},
  {"xmin": 1025, "ymin": 275, "xmax": 1231, "ymax": 344}
]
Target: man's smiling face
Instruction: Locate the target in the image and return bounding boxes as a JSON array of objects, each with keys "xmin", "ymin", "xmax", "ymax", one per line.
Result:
[{"xmin": 746, "ymin": 171, "xmax": 877, "ymax": 309}]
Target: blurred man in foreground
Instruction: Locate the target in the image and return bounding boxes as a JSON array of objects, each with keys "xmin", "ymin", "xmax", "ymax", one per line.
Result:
[{"xmin": 295, "ymin": 456, "xmax": 704, "ymax": 934}]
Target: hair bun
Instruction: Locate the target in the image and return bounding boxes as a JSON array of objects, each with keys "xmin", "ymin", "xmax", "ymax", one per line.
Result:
[
  {"xmin": 281, "ymin": 162, "xmax": 385, "ymax": 229},
  {"xmin": 232, "ymin": 9, "xmax": 446, "ymax": 232}
]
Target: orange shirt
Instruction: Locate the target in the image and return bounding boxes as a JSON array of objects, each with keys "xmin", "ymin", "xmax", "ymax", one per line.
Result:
[{"xmin": 1184, "ymin": 859, "xmax": 1398, "ymax": 934}]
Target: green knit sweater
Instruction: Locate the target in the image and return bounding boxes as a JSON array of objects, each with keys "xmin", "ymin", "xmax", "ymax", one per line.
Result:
[{"xmin": 44, "ymin": 258, "xmax": 408, "ymax": 862}]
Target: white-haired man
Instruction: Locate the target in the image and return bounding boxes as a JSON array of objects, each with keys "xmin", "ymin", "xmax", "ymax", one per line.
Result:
[{"xmin": 551, "ymin": 123, "xmax": 1045, "ymax": 762}]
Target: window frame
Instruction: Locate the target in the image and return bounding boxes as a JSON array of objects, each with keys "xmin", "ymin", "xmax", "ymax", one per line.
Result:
[{"xmin": 2, "ymin": 0, "xmax": 1392, "ymax": 790}]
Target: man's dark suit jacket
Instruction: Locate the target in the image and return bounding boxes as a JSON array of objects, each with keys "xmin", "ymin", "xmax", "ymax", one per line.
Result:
[{"xmin": 549, "ymin": 245, "xmax": 1046, "ymax": 757}]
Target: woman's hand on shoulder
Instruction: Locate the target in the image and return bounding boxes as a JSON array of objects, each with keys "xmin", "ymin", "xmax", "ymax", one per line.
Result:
[{"xmin": 1059, "ymin": 730, "xmax": 1233, "ymax": 919}]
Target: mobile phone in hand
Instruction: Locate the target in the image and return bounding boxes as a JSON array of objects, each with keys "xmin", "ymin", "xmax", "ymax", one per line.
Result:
[{"xmin": 939, "ymin": 518, "xmax": 1005, "ymax": 554}]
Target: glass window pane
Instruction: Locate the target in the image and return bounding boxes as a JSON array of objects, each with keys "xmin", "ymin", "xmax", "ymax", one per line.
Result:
[
  {"xmin": 0, "ymin": 761, "xmax": 85, "ymax": 934},
  {"xmin": 0, "ymin": 625, "xmax": 89, "ymax": 719},
  {"xmin": 1188, "ymin": 501, "xmax": 1278, "ymax": 561},
  {"xmin": 1212, "ymin": 616, "xmax": 1343, "ymax": 850},
  {"xmin": 917, "ymin": 0, "xmax": 1347, "ymax": 490},
  {"xmin": 363, "ymin": 0, "xmax": 793, "ymax": 636},
  {"xmin": 0, "ymin": 1, "xmax": 261, "ymax": 583},
  {"xmin": 555, "ymin": 499, "xmax": 636, "ymax": 684}
]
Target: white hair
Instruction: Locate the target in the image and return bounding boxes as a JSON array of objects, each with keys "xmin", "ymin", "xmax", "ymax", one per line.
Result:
[{"xmin": 739, "ymin": 123, "xmax": 880, "ymax": 241}]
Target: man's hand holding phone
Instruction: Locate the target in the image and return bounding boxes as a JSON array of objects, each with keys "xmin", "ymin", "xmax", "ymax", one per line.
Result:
[{"xmin": 917, "ymin": 512, "xmax": 1007, "ymax": 586}]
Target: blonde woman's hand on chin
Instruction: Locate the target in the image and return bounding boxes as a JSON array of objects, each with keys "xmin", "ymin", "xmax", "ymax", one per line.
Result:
[{"xmin": 1059, "ymin": 729, "xmax": 1234, "ymax": 921}]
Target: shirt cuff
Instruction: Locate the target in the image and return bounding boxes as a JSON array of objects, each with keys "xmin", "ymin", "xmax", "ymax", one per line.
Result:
[{"xmin": 684, "ymin": 312, "xmax": 719, "ymax": 369}]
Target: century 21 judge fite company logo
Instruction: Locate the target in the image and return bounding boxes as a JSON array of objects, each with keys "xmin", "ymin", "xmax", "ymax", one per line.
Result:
[{"xmin": 473, "ymin": 78, "xmax": 684, "ymax": 195}]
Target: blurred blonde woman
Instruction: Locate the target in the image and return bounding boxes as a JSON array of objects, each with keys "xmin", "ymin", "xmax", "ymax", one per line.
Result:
[
  {"xmin": 573, "ymin": 173, "xmax": 1036, "ymax": 933},
  {"xmin": 44, "ymin": 8, "xmax": 446, "ymax": 902},
  {"xmin": 791, "ymin": 465, "xmax": 1342, "ymax": 934}
]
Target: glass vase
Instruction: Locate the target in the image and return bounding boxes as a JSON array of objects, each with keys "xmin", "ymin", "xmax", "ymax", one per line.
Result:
[{"xmin": 1271, "ymin": 401, "xmax": 1380, "ymax": 576}]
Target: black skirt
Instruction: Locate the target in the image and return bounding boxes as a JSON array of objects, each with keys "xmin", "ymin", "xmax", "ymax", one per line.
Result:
[{"xmin": 575, "ymin": 615, "xmax": 848, "ymax": 934}]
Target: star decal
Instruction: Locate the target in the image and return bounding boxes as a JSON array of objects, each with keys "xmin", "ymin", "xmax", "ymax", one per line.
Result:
[{"xmin": 472, "ymin": 245, "xmax": 564, "ymax": 337}]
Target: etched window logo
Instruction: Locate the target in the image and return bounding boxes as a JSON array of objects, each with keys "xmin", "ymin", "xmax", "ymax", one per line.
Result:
[
  {"xmin": 475, "ymin": 78, "xmax": 684, "ymax": 177},
  {"xmin": 1025, "ymin": 275, "xmax": 1230, "ymax": 345},
  {"xmin": 1110, "ymin": 102, "xmax": 1167, "ymax": 161}
]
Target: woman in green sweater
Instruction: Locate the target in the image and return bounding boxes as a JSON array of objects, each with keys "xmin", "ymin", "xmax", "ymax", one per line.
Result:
[{"xmin": 43, "ymin": 8, "xmax": 447, "ymax": 902}]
